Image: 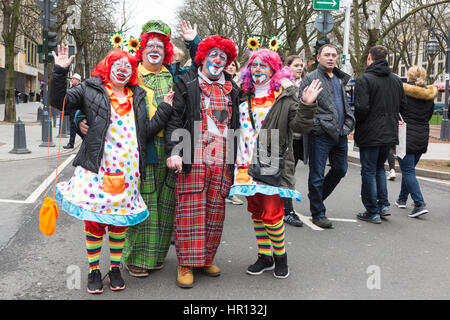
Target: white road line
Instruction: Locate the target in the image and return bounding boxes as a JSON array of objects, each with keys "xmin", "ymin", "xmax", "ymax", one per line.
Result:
[
  {"xmin": 0, "ymin": 154, "xmax": 75, "ymax": 204},
  {"xmin": 294, "ymin": 212, "xmax": 357, "ymax": 231}
]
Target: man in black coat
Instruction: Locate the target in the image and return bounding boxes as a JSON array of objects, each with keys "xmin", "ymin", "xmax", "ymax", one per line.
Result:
[{"xmin": 354, "ymin": 45, "xmax": 407, "ymax": 224}]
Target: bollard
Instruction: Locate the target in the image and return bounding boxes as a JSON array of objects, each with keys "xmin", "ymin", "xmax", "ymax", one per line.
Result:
[
  {"xmin": 9, "ymin": 118, "xmax": 31, "ymax": 154},
  {"xmin": 57, "ymin": 112, "xmax": 68, "ymax": 138},
  {"xmin": 39, "ymin": 110, "xmax": 55, "ymax": 147},
  {"xmin": 37, "ymin": 106, "xmax": 43, "ymax": 123}
]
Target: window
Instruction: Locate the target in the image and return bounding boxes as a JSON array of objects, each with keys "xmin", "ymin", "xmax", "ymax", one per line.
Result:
[
  {"xmin": 25, "ymin": 38, "xmax": 37, "ymax": 67},
  {"xmin": 401, "ymin": 66, "xmax": 406, "ymax": 77}
]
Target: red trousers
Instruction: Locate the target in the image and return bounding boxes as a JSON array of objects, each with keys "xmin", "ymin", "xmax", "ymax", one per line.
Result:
[
  {"xmin": 246, "ymin": 193, "xmax": 285, "ymax": 225},
  {"xmin": 84, "ymin": 221, "xmax": 128, "ymax": 237}
]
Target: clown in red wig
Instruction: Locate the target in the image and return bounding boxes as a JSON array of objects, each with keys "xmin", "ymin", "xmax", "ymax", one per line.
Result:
[
  {"xmin": 49, "ymin": 44, "xmax": 174, "ymax": 294},
  {"xmin": 165, "ymin": 35, "xmax": 242, "ymax": 289}
]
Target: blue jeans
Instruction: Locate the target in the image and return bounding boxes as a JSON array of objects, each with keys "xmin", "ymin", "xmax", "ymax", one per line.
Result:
[
  {"xmin": 397, "ymin": 153, "xmax": 425, "ymax": 206},
  {"xmin": 359, "ymin": 146, "xmax": 390, "ymax": 214},
  {"xmin": 308, "ymin": 134, "xmax": 348, "ymax": 218}
]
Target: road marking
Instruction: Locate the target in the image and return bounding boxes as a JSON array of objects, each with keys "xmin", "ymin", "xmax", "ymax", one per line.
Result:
[
  {"xmin": 0, "ymin": 154, "xmax": 75, "ymax": 204},
  {"xmin": 294, "ymin": 212, "xmax": 357, "ymax": 231}
]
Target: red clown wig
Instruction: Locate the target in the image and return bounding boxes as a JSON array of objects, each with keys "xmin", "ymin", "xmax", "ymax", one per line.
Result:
[
  {"xmin": 194, "ymin": 35, "xmax": 237, "ymax": 68},
  {"xmin": 135, "ymin": 32, "xmax": 175, "ymax": 65},
  {"xmin": 91, "ymin": 49, "xmax": 139, "ymax": 85}
]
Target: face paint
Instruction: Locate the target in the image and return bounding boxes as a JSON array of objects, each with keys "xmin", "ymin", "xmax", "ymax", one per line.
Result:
[
  {"xmin": 203, "ymin": 48, "xmax": 227, "ymax": 78},
  {"xmin": 144, "ymin": 38, "xmax": 165, "ymax": 65},
  {"xmin": 250, "ymin": 57, "xmax": 273, "ymax": 85},
  {"xmin": 110, "ymin": 58, "xmax": 132, "ymax": 85}
]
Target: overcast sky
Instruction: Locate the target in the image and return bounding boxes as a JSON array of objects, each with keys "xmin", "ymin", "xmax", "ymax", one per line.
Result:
[{"xmin": 119, "ymin": 0, "xmax": 185, "ymax": 37}]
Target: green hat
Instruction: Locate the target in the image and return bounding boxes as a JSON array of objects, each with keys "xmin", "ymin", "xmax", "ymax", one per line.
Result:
[{"xmin": 141, "ymin": 20, "xmax": 171, "ymax": 39}]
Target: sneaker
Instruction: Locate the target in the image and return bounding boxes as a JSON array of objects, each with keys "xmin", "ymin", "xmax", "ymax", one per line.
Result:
[
  {"xmin": 395, "ymin": 200, "xmax": 407, "ymax": 209},
  {"xmin": 246, "ymin": 254, "xmax": 274, "ymax": 275},
  {"xmin": 273, "ymin": 254, "xmax": 289, "ymax": 279},
  {"xmin": 312, "ymin": 216, "xmax": 333, "ymax": 229},
  {"xmin": 225, "ymin": 195, "xmax": 244, "ymax": 205},
  {"xmin": 87, "ymin": 269, "xmax": 103, "ymax": 294},
  {"xmin": 408, "ymin": 204, "xmax": 429, "ymax": 218},
  {"xmin": 284, "ymin": 211, "xmax": 303, "ymax": 227},
  {"xmin": 126, "ymin": 264, "xmax": 149, "ymax": 277},
  {"xmin": 357, "ymin": 211, "xmax": 382, "ymax": 224},
  {"xmin": 387, "ymin": 170, "xmax": 396, "ymax": 181},
  {"xmin": 177, "ymin": 266, "xmax": 194, "ymax": 288},
  {"xmin": 108, "ymin": 267, "xmax": 126, "ymax": 291},
  {"xmin": 379, "ymin": 206, "xmax": 391, "ymax": 217}
]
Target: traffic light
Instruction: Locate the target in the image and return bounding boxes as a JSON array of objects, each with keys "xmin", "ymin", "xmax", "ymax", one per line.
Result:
[
  {"xmin": 46, "ymin": 31, "xmax": 58, "ymax": 63},
  {"xmin": 37, "ymin": 0, "xmax": 59, "ymax": 63}
]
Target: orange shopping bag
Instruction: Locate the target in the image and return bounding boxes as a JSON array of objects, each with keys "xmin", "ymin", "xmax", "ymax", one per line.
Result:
[{"xmin": 39, "ymin": 197, "xmax": 59, "ymax": 236}]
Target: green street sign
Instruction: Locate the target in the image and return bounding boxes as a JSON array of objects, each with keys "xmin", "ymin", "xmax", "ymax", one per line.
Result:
[{"xmin": 313, "ymin": 0, "xmax": 340, "ymax": 10}]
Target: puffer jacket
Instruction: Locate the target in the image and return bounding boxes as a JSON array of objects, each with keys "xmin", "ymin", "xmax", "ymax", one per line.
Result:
[
  {"xmin": 50, "ymin": 65, "xmax": 172, "ymax": 178},
  {"xmin": 401, "ymin": 82, "xmax": 438, "ymax": 154},
  {"xmin": 299, "ymin": 64, "xmax": 355, "ymax": 144},
  {"xmin": 354, "ymin": 59, "xmax": 406, "ymax": 147}
]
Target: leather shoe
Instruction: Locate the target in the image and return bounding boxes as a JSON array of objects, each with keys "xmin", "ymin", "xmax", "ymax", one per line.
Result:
[
  {"xmin": 63, "ymin": 143, "xmax": 74, "ymax": 149},
  {"xmin": 177, "ymin": 265, "xmax": 194, "ymax": 288},
  {"xmin": 202, "ymin": 264, "xmax": 221, "ymax": 277}
]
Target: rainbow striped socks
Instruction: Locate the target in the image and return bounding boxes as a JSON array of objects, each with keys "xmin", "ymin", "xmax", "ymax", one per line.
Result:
[
  {"xmin": 109, "ymin": 231, "xmax": 126, "ymax": 270},
  {"xmin": 86, "ymin": 232, "xmax": 103, "ymax": 272},
  {"xmin": 252, "ymin": 219, "xmax": 286, "ymax": 257},
  {"xmin": 85, "ymin": 230, "xmax": 126, "ymax": 271}
]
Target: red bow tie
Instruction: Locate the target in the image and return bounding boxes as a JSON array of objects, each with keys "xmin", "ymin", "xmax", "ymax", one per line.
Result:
[{"xmin": 199, "ymin": 80, "xmax": 233, "ymax": 97}]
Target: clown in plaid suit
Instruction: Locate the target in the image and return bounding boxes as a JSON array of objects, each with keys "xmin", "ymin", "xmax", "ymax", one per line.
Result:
[{"xmin": 165, "ymin": 35, "xmax": 240, "ymax": 288}]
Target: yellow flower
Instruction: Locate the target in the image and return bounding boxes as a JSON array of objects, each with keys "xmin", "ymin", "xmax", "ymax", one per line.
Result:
[
  {"xmin": 126, "ymin": 36, "xmax": 141, "ymax": 53},
  {"xmin": 247, "ymin": 36, "xmax": 261, "ymax": 51},
  {"xmin": 109, "ymin": 32, "xmax": 124, "ymax": 48},
  {"xmin": 268, "ymin": 36, "xmax": 282, "ymax": 51}
]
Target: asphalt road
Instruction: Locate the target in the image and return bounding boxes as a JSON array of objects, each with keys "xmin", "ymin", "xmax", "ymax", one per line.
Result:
[{"xmin": 1, "ymin": 155, "xmax": 450, "ymax": 301}]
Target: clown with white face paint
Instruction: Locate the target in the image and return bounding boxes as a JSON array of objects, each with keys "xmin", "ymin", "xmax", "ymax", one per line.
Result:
[
  {"xmin": 165, "ymin": 35, "xmax": 240, "ymax": 289},
  {"xmin": 144, "ymin": 38, "xmax": 165, "ymax": 65},
  {"xmin": 110, "ymin": 58, "xmax": 133, "ymax": 85},
  {"xmin": 49, "ymin": 45, "xmax": 174, "ymax": 294},
  {"xmin": 203, "ymin": 48, "xmax": 227, "ymax": 79}
]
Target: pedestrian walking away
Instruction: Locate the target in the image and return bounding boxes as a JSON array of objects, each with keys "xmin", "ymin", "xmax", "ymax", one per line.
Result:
[
  {"xmin": 165, "ymin": 35, "xmax": 239, "ymax": 288},
  {"xmin": 354, "ymin": 45, "xmax": 407, "ymax": 224},
  {"xmin": 229, "ymin": 47, "xmax": 319, "ymax": 279},
  {"xmin": 49, "ymin": 45, "xmax": 173, "ymax": 294},
  {"xmin": 299, "ymin": 44, "xmax": 355, "ymax": 229},
  {"xmin": 396, "ymin": 66, "xmax": 437, "ymax": 218}
]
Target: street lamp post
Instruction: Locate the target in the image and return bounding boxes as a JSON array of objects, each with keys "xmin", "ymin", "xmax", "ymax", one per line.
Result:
[{"xmin": 426, "ymin": 27, "xmax": 450, "ymax": 140}]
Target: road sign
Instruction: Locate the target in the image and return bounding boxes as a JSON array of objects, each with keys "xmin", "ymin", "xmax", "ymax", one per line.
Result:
[
  {"xmin": 313, "ymin": 0, "xmax": 340, "ymax": 10},
  {"xmin": 314, "ymin": 11, "xmax": 334, "ymax": 34}
]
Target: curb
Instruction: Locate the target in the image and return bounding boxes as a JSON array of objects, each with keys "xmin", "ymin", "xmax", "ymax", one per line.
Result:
[{"xmin": 348, "ymin": 155, "xmax": 450, "ymax": 181}]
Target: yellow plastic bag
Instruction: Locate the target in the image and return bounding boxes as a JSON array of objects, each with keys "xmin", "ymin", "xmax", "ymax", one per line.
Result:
[{"xmin": 39, "ymin": 197, "xmax": 59, "ymax": 236}]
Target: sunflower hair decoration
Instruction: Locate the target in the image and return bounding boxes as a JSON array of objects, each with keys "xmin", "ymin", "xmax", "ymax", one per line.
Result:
[
  {"xmin": 109, "ymin": 32, "xmax": 141, "ymax": 54},
  {"xmin": 247, "ymin": 35, "xmax": 261, "ymax": 51},
  {"xmin": 268, "ymin": 35, "xmax": 283, "ymax": 51},
  {"xmin": 125, "ymin": 36, "xmax": 141, "ymax": 53}
]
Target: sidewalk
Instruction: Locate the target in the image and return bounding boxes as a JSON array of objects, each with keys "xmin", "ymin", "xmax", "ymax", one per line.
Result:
[
  {"xmin": 0, "ymin": 102, "xmax": 80, "ymax": 162},
  {"xmin": 1, "ymin": 102, "xmax": 449, "ymax": 179}
]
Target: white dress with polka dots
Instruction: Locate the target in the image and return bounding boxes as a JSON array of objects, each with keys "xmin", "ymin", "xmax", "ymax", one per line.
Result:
[{"xmin": 56, "ymin": 102, "xmax": 149, "ymax": 226}]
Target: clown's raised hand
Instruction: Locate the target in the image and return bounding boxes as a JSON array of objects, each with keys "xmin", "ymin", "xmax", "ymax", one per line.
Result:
[
  {"xmin": 180, "ymin": 20, "xmax": 198, "ymax": 42},
  {"xmin": 52, "ymin": 44, "xmax": 75, "ymax": 68}
]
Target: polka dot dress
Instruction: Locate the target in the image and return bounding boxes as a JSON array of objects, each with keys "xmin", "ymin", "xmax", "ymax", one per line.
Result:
[{"xmin": 56, "ymin": 103, "xmax": 147, "ymax": 224}]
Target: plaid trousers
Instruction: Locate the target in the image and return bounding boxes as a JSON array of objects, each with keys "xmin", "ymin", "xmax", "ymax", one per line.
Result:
[
  {"xmin": 174, "ymin": 134, "xmax": 232, "ymax": 266},
  {"xmin": 122, "ymin": 137, "xmax": 176, "ymax": 269}
]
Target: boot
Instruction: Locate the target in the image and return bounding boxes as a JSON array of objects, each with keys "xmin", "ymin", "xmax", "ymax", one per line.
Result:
[{"xmin": 273, "ymin": 253, "xmax": 289, "ymax": 279}]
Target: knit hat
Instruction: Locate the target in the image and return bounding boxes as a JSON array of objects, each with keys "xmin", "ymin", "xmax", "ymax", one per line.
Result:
[
  {"xmin": 72, "ymin": 73, "xmax": 81, "ymax": 81},
  {"xmin": 141, "ymin": 20, "xmax": 171, "ymax": 39}
]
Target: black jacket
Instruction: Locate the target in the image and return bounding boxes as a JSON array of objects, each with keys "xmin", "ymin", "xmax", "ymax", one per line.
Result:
[
  {"xmin": 164, "ymin": 68, "xmax": 241, "ymax": 174},
  {"xmin": 401, "ymin": 82, "xmax": 437, "ymax": 154},
  {"xmin": 354, "ymin": 59, "xmax": 407, "ymax": 147},
  {"xmin": 50, "ymin": 65, "xmax": 172, "ymax": 178},
  {"xmin": 300, "ymin": 64, "xmax": 355, "ymax": 144}
]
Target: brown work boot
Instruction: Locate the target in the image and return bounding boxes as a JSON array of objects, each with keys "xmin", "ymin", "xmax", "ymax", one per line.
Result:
[
  {"xmin": 126, "ymin": 264, "xmax": 149, "ymax": 278},
  {"xmin": 202, "ymin": 264, "xmax": 221, "ymax": 277},
  {"xmin": 177, "ymin": 265, "xmax": 194, "ymax": 288}
]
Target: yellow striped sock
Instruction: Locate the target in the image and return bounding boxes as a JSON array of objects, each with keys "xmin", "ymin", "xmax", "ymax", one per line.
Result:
[
  {"xmin": 253, "ymin": 219, "xmax": 272, "ymax": 256},
  {"xmin": 265, "ymin": 220, "xmax": 286, "ymax": 256}
]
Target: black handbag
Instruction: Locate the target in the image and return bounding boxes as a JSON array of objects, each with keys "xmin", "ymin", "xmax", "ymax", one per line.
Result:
[{"xmin": 246, "ymin": 97, "xmax": 286, "ymax": 187}]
